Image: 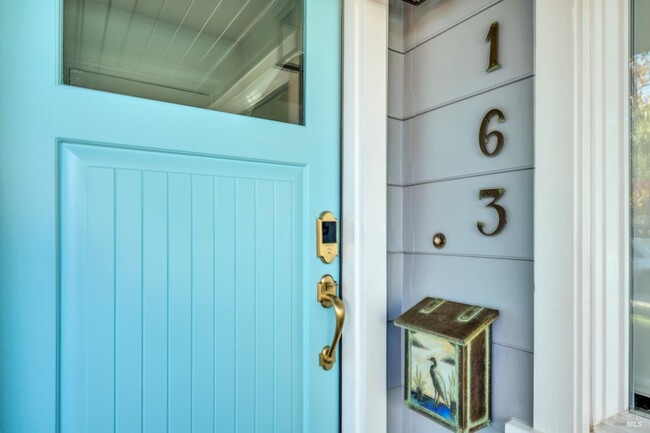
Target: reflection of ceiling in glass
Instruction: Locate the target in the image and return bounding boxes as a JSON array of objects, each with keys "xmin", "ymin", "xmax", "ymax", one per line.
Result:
[
  {"xmin": 63, "ymin": 0, "xmax": 302, "ymax": 117},
  {"xmin": 83, "ymin": 0, "xmax": 279, "ymax": 40}
]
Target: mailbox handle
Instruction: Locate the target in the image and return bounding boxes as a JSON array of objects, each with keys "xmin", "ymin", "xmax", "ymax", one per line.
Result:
[{"xmin": 317, "ymin": 275, "xmax": 346, "ymax": 371}]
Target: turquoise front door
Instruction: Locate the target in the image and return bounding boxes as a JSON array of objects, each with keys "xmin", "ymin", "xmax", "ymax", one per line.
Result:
[{"xmin": 0, "ymin": 1, "xmax": 341, "ymax": 432}]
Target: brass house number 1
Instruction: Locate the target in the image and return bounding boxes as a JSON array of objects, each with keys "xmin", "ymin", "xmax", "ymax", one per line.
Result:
[{"xmin": 485, "ymin": 21, "xmax": 501, "ymax": 73}]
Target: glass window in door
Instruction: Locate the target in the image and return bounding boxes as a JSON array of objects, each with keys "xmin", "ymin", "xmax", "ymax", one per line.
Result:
[{"xmin": 63, "ymin": 0, "xmax": 304, "ymax": 124}]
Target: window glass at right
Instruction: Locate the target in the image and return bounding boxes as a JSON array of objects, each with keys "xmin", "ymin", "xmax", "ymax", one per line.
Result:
[{"xmin": 631, "ymin": 0, "xmax": 650, "ymax": 417}]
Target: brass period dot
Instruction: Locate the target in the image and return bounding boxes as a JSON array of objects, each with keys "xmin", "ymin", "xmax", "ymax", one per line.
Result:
[{"xmin": 432, "ymin": 232, "xmax": 446, "ymax": 249}]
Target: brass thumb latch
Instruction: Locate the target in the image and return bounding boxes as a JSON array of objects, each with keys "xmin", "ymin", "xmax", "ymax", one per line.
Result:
[{"xmin": 317, "ymin": 275, "xmax": 345, "ymax": 371}]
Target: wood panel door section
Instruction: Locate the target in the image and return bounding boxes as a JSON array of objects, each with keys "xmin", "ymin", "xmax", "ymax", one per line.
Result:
[{"xmin": 60, "ymin": 143, "xmax": 304, "ymax": 432}]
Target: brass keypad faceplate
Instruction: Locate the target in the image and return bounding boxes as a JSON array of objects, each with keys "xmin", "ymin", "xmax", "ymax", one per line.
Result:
[{"xmin": 316, "ymin": 211, "xmax": 338, "ymax": 264}]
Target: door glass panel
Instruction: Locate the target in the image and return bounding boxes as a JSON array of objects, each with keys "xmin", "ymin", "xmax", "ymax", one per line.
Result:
[
  {"xmin": 63, "ymin": 0, "xmax": 304, "ymax": 124},
  {"xmin": 631, "ymin": 0, "xmax": 650, "ymax": 417}
]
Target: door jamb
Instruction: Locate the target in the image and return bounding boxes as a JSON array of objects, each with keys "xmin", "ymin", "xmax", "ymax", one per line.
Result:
[{"xmin": 341, "ymin": 0, "xmax": 388, "ymax": 432}]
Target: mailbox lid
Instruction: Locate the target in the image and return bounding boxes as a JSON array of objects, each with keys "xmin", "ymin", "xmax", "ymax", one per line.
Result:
[{"xmin": 395, "ymin": 297, "xmax": 498, "ymax": 345}]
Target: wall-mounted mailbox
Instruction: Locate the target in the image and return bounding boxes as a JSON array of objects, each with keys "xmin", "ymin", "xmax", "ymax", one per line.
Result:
[{"xmin": 395, "ymin": 297, "xmax": 498, "ymax": 433}]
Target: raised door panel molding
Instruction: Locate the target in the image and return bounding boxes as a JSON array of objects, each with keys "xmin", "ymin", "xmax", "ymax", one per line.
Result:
[
  {"xmin": 403, "ymin": 169, "xmax": 533, "ymax": 259},
  {"xmin": 404, "ymin": 77, "xmax": 533, "ymax": 185},
  {"xmin": 404, "ymin": 0, "xmax": 533, "ymax": 117},
  {"xmin": 59, "ymin": 142, "xmax": 304, "ymax": 432},
  {"xmin": 404, "ymin": 0, "xmax": 500, "ymax": 51},
  {"xmin": 406, "ymin": 254, "xmax": 533, "ymax": 352}
]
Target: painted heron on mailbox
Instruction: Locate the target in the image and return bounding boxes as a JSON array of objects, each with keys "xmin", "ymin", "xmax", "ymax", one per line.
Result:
[{"xmin": 428, "ymin": 356, "xmax": 448, "ymax": 407}]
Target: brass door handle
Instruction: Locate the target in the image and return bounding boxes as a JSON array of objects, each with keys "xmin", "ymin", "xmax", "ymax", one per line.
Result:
[{"xmin": 317, "ymin": 275, "xmax": 346, "ymax": 371}]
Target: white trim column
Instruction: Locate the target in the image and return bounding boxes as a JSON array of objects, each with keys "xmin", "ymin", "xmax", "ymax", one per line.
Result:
[
  {"xmin": 511, "ymin": 0, "xmax": 631, "ymax": 432},
  {"xmin": 581, "ymin": 0, "xmax": 630, "ymax": 424},
  {"xmin": 533, "ymin": 2, "xmax": 588, "ymax": 429},
  {"xmin": 341, "ymin": 0, "xmax": 388, "ymax": 432}
]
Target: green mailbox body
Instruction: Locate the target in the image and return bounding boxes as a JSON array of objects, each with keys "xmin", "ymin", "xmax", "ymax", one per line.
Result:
[{"xmin": 395, "ymin": 297, "xmax": 499, "ymax": 433}]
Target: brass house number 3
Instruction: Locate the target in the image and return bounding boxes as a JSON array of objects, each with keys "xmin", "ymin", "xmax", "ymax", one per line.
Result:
[{"xmin": 478, "ymin": 21, "xmax": 507, "ymax": 237}]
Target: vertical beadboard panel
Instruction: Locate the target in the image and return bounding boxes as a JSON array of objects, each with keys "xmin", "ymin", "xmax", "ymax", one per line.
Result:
[
  {"xmin": 255, "ymin": 180, "xmax": 275, "ymax": 433},
  {"xmin": 290, "ymin": 180, "xmax": 303, "ymax": 433},
  {"xmin": 191, "ymin": 175, "xmax": 215, "ymax": 432},
  {"xmin": 274, "ymin": 181, "xmax": 294, "ymax": 432},
  {"xmin": 167, "ymin": 173, "xmax": 193, "ymax": 432},
  {"xmin": 142, "ymin": 171, "xmax": 168, "ymax": 433},
  {"xmin": 85, "ymin": 167, "xmax": 115, "ymax": 433},
  {"xmin": 214, "ymin": 176, "xmax": 237, "ymax": 433},
  {"xmin": 60, "ymin": 144, "xmax": 304, "ymax": 432},
  {"xmin": 235, "ymin": 178, "xmax": 256, "ymax": 432},
  {"xmin": 114, "ymin": 169, "xmax": 143, "ymax": 432}
]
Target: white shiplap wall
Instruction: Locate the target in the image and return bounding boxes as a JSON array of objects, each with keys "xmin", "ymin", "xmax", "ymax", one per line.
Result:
[{"xmin": 387, "ymin": 1, "xmax": 533, "ymax": 432}]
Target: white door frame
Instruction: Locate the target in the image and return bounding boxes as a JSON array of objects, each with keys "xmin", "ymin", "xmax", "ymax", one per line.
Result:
[
  {"xmin": 341, "ymin": 0, "xmax": 388, "ymax": 432},
  {"xmin": 508, "ymin": 1, "xmax": 632, "ymax": 432}
]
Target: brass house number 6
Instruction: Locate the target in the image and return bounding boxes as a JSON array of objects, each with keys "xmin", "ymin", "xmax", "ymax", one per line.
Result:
[{"xmin": 479, "ymin": 108, "xmax": 506, "ymax": 157}]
